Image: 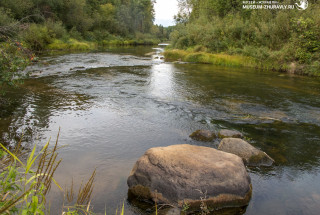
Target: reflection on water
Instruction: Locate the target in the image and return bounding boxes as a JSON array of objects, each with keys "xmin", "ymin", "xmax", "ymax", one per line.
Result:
[
  {"xmin": 150, "ymin": 64, "xmax": 177, "ymax": 99},
  {"xmin": 1, "ymin": 47, "xmax": 320, "ymax": 215}
]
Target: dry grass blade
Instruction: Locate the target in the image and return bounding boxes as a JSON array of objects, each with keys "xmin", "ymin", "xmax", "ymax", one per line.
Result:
[
  {"xmin": 35, "ymin": 139, "xmax": 49, "ymax": 177},
  {"xmin": 35, "ymin": 129, "xmax": 62, "ymax": 197},
  {"xmin": 66, "ymin": 178, "xmax": 74, "ymax": 203},
  {"xmin": 44, "ymin": 159, "xmax": 62, "ymax": 196},
  {"xmin": 76, "ymin": 169, "xmax": 96, "ymax": 205}
]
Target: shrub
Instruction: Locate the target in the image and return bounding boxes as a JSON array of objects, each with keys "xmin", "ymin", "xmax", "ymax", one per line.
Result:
[
  {"xmin": 193, "ymin": 45, "xmax": 207, "ymax": 52},
  {"xmin": 0, "ymin": 38, "xmax": 33, "ymax": 94},
  {"xmin": 21, "ymin": 24, "xmax": 53, "ymax": 51},
  {"xmin": 45, "ymin": 20, "xmax": 68, "ymax": 39},
  {"xmin": 306, "ymin": 61, "xmax": 320, "ymax": 76},
  {"xmin": 69, "ymin": 27, "xmax": 83, "ymax": 41},
  {"xmin": 0, "ymin": 8, "xmax": 17, "ymax": 38}
]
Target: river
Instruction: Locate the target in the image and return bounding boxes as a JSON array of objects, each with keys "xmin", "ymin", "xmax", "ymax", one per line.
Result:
[{"xmin": 1, "ymin": 46, "xmax": 320, "ymax": 215}]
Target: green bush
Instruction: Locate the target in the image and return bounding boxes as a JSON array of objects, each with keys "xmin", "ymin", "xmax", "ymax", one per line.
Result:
[
  {"xmin": 193, "ymin": 45, "xmax": 207, "ymax": 52},
  {"xmin": 45, "ymin": 20, "xmax": 68, "ymax": 39},
  {"xmin": 306, "ymin": 61, "xmax": 320, "ymax": 76},
  {"xmin": 21, "ymin": 24, "xmax": 53, "ymax": 51},
  {"xmin": 0, "ymin": 8, "xmax": 16, "ymax": 33},
  {"xmin": 68, "ymin": 27, "xmax": 83, "ymax": 41},
  {"xmin": 0, "ymin": 39, "xmax": 32, "ymax": 94}
]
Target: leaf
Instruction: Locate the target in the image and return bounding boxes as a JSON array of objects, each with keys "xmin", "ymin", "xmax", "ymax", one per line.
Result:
[
  {"xmin": 51, "ymin": 177, "xmax": 63, "ymax": 191},
  {"xmin": 26, "ymin": 173, "xmax": 45, "ymax": 185},
  {"xmin": 32, "ymin": 196, "xmax": 38, "ymax": 212},
  {"xmin": 121, "ymin": 202, "xmax": 124, "ymax": 215},
  {"xmin": 26, "ymin": 144, "xmax": 37, "ymax": 173},
  {"xmin": 26, "ymin": 140, "xmax": 50, "ymax": 174},
  {"xmin": 0, "ymin": 143, "xmax": 25, "ymax": 167}
]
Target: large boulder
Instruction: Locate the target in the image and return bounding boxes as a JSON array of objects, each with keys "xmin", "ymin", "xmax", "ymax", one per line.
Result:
[
  {"xmin": 189, "ymin": 130, "xmax": 216, "ymax": 142},
  {"xmin": 218, "ymin": 129, "xmax": 243, "ymax": 138},
  {"xmin": 218, "ymin": 138, "xmax": 274, "ymax": 166},
  {"xmin": 127, "ymin": 144, "xmax": 252, "ymax": 211}
]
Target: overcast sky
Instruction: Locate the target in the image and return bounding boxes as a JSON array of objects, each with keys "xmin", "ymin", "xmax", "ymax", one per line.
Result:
[{"xmin": 154, "ymin": 0, "xmax": 179, "ymax": 27}]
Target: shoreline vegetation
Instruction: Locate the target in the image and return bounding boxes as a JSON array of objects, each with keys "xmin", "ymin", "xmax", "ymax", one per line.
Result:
[
  {"xmin": 167, "ymin": 0, "xmax": 320, "ymax": 76},
  {"xmin": 163, "ymin": 48, "xmax": 303, "ymax": 74},
  {"xmin": 47, "ymin": 37, "xmax": 160, "ymax": 51},
  {"xmin": 0, "ymin": 134, "xmax": 99, "ymax": 215}
]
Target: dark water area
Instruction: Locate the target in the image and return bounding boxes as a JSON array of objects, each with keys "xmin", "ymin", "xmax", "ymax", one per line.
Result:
[{"xmin": 1, "ymin": 46, "xmax": 320, "ymax": 215}]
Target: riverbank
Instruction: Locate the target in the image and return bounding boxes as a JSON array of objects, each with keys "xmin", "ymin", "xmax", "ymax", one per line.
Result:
[
  {"xmin": 47, "ymin": 38, "xmax": 160, "ymax": 51},
  {"xmin": 163, "ymin": 49, "xmax": 319, "ymax": 76},
  {"xmin": 164, "ymin": 49, "xmax": 256, "ymax": 67}
]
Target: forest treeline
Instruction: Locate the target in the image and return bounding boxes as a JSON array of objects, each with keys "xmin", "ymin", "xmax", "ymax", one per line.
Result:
[
  {"xmin": 167, "ymin": 0, "xmax": 320, "ymax": 75},
  {"xmin": 0, "ymin": 0, "xmax": 171, "ymax": 51}
]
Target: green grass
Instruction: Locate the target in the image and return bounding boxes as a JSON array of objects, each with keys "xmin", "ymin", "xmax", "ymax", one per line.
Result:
[
  {"xmin": 163, "ymin": 49, "xmax": 310, "ymax": 74},
  {"xmin": 101, "ymin": 38, "xmax": 160, "ymax": 46},
  {"xmin": 48, "ymin": 38, "xmax": 160, "ymax": 51},
  {"xmin": 164, "ymin": 49, "xmax": 256, "ymax": 68},
  {"xmin": 48, "ymin": 39, "xmax": 97, "ymax": 51}
]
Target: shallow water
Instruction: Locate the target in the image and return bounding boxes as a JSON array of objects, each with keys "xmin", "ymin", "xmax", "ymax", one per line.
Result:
[{"xmin": 1, "ymin": 46, "xmax": 320, "ymax": 215}]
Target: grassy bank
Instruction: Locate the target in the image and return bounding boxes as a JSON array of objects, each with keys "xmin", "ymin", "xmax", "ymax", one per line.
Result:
[
  {"xmin": 164, "ymin": 49, "xmax": 256, "ymax": 68},
  {"xmin": 163, "ymin": 49, "xmax": 319, "ymax": 75},
  {"xmin": 47, "ymin": 38, "xmax": 160, "ymax": 51}
]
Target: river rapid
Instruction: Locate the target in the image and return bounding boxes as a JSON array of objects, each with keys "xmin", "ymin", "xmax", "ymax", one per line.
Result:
[{"xmin": 1, "ymin": 46, "xmax": 320, "ymax": 215}]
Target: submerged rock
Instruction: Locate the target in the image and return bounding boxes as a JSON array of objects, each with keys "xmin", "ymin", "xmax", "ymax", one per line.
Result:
[
  {"xmin": 127, "ymin": 144, "xmax": 252, "ymax": 211},
  {"xmin": 189, "ymin": 130, "xmax": 216, "ymax": 142},
  {"xmin": 218, "ymin": 138, "xmax": 274, "ymax": 166},
  {"xmin": 218, "ymin": 129, "xmax": 243, "ymax": 138}
]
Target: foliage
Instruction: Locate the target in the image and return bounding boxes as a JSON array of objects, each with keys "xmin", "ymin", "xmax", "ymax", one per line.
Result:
[
  {"xmin": 0, "ymin": 0, "xmax": 161, "ymax": 50},
  {"xmin": 0, "ymin": 135, "xmax": 62, "ymax": 214},
  {"xmin": 169, "ymin": 0, "xmax": 320, "ymax": 75},
  {"xmin": 22, "ymin": 24, "xmax": 53, "ymax": 51},
  {"xmin": 0, "ymin": 132, "xmax": 100, "ymax": 215},
  {"xmin": 0, "ymin": 38, "xmax": 33, "ymax": 94}
]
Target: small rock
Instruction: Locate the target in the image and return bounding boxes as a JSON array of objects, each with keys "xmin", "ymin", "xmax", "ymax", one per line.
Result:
[
  {"xmin": 127, "ymin": 144, "xmax": 252, "ymax": 212},
  {"xmin": 218, "ymin": 129, "xmax": 243, "ymax": 138},
  {"xmin": 218, "ymin": 138, "xmax": 274, "ymax": 166},
  {"xmin": 189, "ymin": 130, "xmax": 216, "ymax": 142}
]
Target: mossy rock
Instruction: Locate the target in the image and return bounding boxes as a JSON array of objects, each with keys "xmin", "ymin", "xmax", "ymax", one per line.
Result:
[
  {"xmin": 218, "ymin": 138, "xmax": 274, "ymax": 167},
  {"xmin": 218, "ymin": 129, "xmax": 243, "ymax": 138},
  {"xmin": 189, "ymin": 130, "xmax": 216, "ymax": 142}
]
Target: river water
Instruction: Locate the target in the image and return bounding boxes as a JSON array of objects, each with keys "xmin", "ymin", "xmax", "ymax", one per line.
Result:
[{"xmin": 1, "ymin": 46, "xmax": 320, "ymax": 215}]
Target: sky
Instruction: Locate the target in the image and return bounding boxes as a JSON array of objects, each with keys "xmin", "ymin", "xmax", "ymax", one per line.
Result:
[{"xmin": 154, "ymin": 0, "xmax": 179, "ymax": 27}]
